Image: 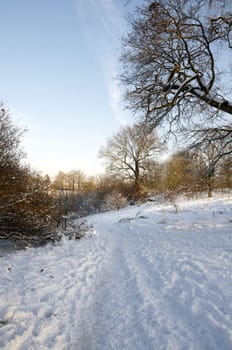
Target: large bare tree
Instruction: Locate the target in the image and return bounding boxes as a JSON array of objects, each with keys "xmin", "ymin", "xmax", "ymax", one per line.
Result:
[
  {"xmin": 120, "ymin": 0, "xmax": 232, "ymax": 162},
  {"xmin": 99, "ymin": 123, "xmax": 161, "ymax": 194}
]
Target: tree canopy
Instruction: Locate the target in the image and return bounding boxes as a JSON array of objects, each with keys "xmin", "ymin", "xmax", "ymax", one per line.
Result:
[
  {"xmin": 120, "ymin": 0, "xmax": 232, "ymax": 161},
  {"xmin": 99, "ymin": 123, "xmax": 161, "ymax": 194}
]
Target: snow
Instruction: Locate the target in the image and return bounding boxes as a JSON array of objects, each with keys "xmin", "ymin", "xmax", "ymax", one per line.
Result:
[{"xmin": 0, "ymin": 193, "xmax": 232, "ymax": 349}]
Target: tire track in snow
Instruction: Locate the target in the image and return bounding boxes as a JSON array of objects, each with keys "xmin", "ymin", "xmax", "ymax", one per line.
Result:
[{"xmin": 75, "ymin": 226, "xmax": 156, "ymax": 350}]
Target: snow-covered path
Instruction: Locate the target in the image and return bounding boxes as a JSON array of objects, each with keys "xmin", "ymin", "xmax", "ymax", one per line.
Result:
[{"xmin": 0, "ymin": 194, "xmax": 232, "ymax": 349}]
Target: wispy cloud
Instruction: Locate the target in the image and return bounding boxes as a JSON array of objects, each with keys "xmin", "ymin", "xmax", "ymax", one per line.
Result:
[
  {"xmin": 75, "ymin": 0, "xmax": 129, "ymax": 125},
  {"xmin": 77, "ymin": 0, "xmax": 124, "ymax": 39}
]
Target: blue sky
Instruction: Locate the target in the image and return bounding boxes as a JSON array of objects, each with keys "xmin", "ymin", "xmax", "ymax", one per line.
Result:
[{"xmin": 0, "ymin": 0, "xmax": 141, "ymax": 177}]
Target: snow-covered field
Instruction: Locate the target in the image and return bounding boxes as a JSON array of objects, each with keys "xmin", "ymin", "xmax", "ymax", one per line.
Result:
[{"xmin": 0, "ymin": 193, "xmax": 232, "ymax": 350}]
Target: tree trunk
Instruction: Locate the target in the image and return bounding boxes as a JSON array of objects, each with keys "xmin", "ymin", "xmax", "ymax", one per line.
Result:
[
  {"xmin": 134, "ymin": 162, "xmax": 141, "ymax": 198},
  {"xmin": 207, "ymin": 177, "xmax": 213, "ymax": 198}
]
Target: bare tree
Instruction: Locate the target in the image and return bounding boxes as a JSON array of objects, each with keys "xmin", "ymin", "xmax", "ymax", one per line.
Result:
[
  {"xmin": 189, "ymin": 124, "xmax": 232, "ymax": 164},
  {"xmin": 0, "ymin": 106, "xmax": 24, "ymax": 165},
  {"xmin": 66, "ymin": 170, "xmax": 86, "ymax": 192},
  {"xmin": 164, "ymin": 151, "xmax": 195, "ymax": 195},
  {"xmin": 189, "ymin": 125, "xmax": 232, "ymax": 196},
  {"xmin": 99, "ymin": 123, "xmax": 161, "ymax": 195},
  {"xmin": 0, "ymin": 106, "xmax": 58, "ymax": 243},
  {"xmin": 0, "ymin": 106, "xmax": 25, "ymax": 211},
  {"xmin": 120, "ymin": 0, "xmax": 232, "ymax": 157},
  {"xmin": 52, "ymin": 170, "xmax": 86, "ymax": 192}
]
